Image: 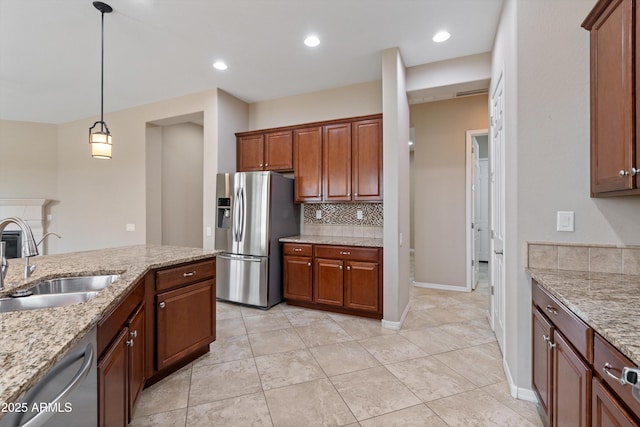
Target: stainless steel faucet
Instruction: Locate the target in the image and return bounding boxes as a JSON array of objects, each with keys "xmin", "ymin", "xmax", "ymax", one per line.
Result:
[{"xmin": 0, "ymin": 217, "xmax": 40, "ymax": 290}]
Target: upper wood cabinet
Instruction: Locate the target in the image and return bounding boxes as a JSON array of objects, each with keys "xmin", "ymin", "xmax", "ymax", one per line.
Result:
[
  {"xmin": 294, "ymin": 127, "xmax": 323, "ymax": 202},
  {"xmin": 582, "ymin": 0, "xmax": 640, "ymax": 196},
  {"xmin": 323, "ymin": 123, "xmax": 352, "ymax": 202},
  {"xmin": 352, "ymin": 118, "xmax": 383, "ymax": 201},
  {"xmin": 237, "ymin": 131, "xmax": 293, "ymax": 172}
]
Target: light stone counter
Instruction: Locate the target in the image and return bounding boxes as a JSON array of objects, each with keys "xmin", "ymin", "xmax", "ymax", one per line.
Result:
[
  {"xmin": 0, "ymin": 244, "xmax": 219, "ymax": 412},
  {"xmin": 279, "ymin": 235, "xmax": 383, "ymax": 248},
  {"xmin": 528, "ymin": 268, "xmax": 640, "ymax": 366}
]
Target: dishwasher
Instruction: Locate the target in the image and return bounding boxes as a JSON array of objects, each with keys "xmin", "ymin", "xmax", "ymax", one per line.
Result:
[{"xmin": 0, "ymin": 328, "xmax": 97, "ymax": 427}]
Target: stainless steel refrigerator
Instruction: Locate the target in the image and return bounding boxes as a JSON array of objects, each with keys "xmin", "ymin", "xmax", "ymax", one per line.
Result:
[{"xmin": 215, "ymin": 172, "xmax": 299, "ymax": 308}]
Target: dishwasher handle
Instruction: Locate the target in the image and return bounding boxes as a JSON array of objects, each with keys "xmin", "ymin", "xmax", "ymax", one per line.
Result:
[{"xmin": 18, "ymin": 343, "xmax": 94, "ymax": 427}]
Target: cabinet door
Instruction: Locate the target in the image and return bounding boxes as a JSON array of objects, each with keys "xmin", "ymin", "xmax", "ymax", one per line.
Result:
[
  {"xmin": 553, "ymin": 330, "xmax": 592, "ymax": 427},
  {"xmin": 352, "ymin": 119, "xmax": 383, "ymax": 201},
  {"xmin": 587, "ymin": 0, "xmax": 635, "ymax": 195},
  {"xmin": 128, "ymin": 304, "xmax": 145, "ymax": 421},
  {"xmin": 237, "ymin": 135, "xmax": 265, "ymax": 171},
  {"xmin": 283, "ymin": 256, "xmax": 313, "ymax": 302},
  {"xmin": 156, "ymin": 280, "xmax": 215, "ymax": 370},
  {"xmin": 323, "ymin": 123, "xmax": 352, "ymax": 201},
  {"xmin": 98, "ymin": 328, "xmax": 129, "ymax": 427},
  {"xmin": 314, "ymin": 258, "xmax": 343, "ymax": 306},
  {"xmin": 265, "ymin": 131, "xmax": 293, "ymax": 171},
  {"xmin": 532, "ymin": 308, "xmax": 553, "ymax": 426},
  {"xmin": 344, "ymin": 261, "xmax": 379, "ymax": 312},
  {"xmin": 294, "ymin": 127, "xmax": 323, "ymax": 202},
  {"xmin": 592, "ymin": 378, "xmax": 638, "ymax": 427}
]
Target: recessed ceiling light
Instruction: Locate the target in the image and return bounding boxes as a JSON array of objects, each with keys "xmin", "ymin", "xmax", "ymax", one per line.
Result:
[
  {"xmin": 304, "ymin": 35, "xmax": 320, "ymax": 47},
  {"xmin": 213, "ymin": 61, "xmax": 228, "ymax": 70},
  {"xmin": 432, "ymin": 31, "xmax": 451, "ymax": 43}
]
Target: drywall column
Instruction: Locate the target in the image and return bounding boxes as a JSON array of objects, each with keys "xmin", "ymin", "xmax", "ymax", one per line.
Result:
[{"xmin": 381, "ymin": 47, "xmax": 411, "ymax": 328}]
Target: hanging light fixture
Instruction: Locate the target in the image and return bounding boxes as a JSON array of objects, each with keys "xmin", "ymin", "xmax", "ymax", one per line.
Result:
[{"xmin": 89, "ymin": 1, "xmax": 113, "ymax": 159}]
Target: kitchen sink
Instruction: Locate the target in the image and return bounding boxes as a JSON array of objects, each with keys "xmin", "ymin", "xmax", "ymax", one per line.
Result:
[
  {"xmin": 26, "ymin": 274, "xmax": 120, "ymax": 295},
  {"xmin": 0, "ymin": 292, "xmax": 98, "ymax": 313}
]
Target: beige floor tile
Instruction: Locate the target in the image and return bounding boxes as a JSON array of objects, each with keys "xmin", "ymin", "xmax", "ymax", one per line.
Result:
[
  {"xmin": 194, "ymin": 335, "xmax": 253, "ymax": 367},
  {"xmin": 283, "ymin": 307, "xmax": 332, "ymax": 326},
  {"xmin": 243, "ymin": 312, "xmax": 292, "ymax": 334},
  {"xmin": 358, "ymin": 334, "xmax": 426, "ymax": 364},
  {"xmin": 481, "ymin": 382, "xmax": 544, "ymax": 427},
  {"xmin": 333, "ymin": 316, "xmax": 396, "ymax": 340},
  {"xmin": 310, "ymin": 341, "xmax": 380, "ymax": 376},
  {"xmin": 248, "ymin": 327, "xmax": 306, "ymax": 357},
  {"xmin": 186, "ymin": 392, "xmax": 272, "ymax": 427},
  {"xmin": 412, "ymin": 305, "xmax": 487, "ymax": 326},
  {"xmin": 433, "ymin": 345, "xmax": 505, "ymax": 387},
  {"xmin": 410, "ymin": 293, "xmax": 463, "ymax": 311},
  {"xmin": 216, "ymin": 302, "xmax": 243, "ymax": 320},
  {"xmin": 265, "ymin": 378, "xmax": 356, "ymax": 427},
  {"xmin": 189, "ymin": 358, "xmax": 261, "ymax": 406},
  {"xmin": 216, "ymin": 317, "xmax": 247, "ymax": 338},
  {"xmin": 399, "ymin": 326, "xmax": 462, "ymax": 355},
  {"xmin": 437, "ymin": 318, "xmax": 496, "ymax": 348},
  {"xmin": 255, "ymin": 348, "xmax": 326, "ymax": 390},
  {"xmin": 385, "ymin": 356, "xmax": 476, "ymax": 402},
  {"xmin": 294, "ymin": 320, "xmax": 353, "ymax": 347},
  {"xmin": 134, "ymin": 365, "xmax": 192, "ymax": 417},
  {"xmin": 427, "ymin": 389, "xmax": 540, "ymax": 427},
  {"xmin": 331, "ymin": 366, "xmax": 421, "ymax": 420},
  {"xmin": 130, "ymin": 408, "xmax": 187, "ymax": 427},
  {"xmin": 400, "ymin": 309, "xmax": 441, "ymax": 330},
  {"xmin": 359, "ymin": 404, "xmax": 447, "ymax": 427}
]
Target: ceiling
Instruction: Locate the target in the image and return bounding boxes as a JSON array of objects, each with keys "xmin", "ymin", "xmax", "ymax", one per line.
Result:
[{"xmin": 0, "ymin": 0, "xmax": 503, "ymax": 124}]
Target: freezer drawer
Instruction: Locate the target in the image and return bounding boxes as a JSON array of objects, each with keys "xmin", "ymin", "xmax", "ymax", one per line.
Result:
[{"xmin": 216, "ymin": 253, "xmax": 269, "ymax": 308}]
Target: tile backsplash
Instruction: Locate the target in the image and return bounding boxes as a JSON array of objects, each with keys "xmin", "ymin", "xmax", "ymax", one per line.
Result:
[
  {"xmin": 302, "ymin": 203, "xmax": 383, "ymax": 238},
  {"xmin": 527, "ymin": 242, "xmax": 640, "ymax": 275}
]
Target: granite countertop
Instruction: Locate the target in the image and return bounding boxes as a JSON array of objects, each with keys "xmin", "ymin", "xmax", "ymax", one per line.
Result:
[
  {"xmin": 279, "ymin": 235, "xmax": 383, "ymax": 248},
  {"xmin": 0, "ymin": 244, "xmax": 219, "ymax": 411},
  {"xmin": 528, "ymin": 268, "xmax": 640, "ymax": 366}
]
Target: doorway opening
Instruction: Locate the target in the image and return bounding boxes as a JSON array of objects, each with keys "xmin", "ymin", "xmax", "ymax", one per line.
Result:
[{"xmin": 466, "ymin": 129, "xmax": 489, "ymax": 293}]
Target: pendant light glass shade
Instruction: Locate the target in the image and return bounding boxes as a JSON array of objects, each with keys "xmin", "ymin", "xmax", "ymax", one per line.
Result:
[{"xmin": 90, "ymin": 2, "xmax": 113, "ymax": 159}]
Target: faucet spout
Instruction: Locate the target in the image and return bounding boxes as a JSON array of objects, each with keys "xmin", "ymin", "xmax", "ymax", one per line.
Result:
[{"xmin": 0, "ymin": 217, "xmax": 40, "ymax": 289}]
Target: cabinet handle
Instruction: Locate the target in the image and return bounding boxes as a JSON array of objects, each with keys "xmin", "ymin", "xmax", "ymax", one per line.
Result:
[
  {"xmin": 159, "ymin": 302, "xmax": 166, "ymax": 309},
  {"xmin": 339, "ymin": 265, "xmax": 343, "ymax": 270},
  {"xmin": 126, "ymin": 339, "xmax": 134, "ymax": 347},
  {"xmin": 307, "ymin": 262, "xmax": 311, "ymax": 267},
  {"xmin": 347, "ymin": 193, "xmax": 351, "ymax": 197},
  {"xmin": 265, "ymin": 163, "xmax": 269, "ymax": 167},
  {"xmin": 545, "ymin": 305, "xmax": 558, "ymax": 315},
  {"xmin": 355, "ymin": 192, "xmax": 358, "ymax": 197},
  {"xmin": 130, "ymin": 330, "xmax": 137, "ymax": 338},
  {"xmin": 183, "ymin": 271, "xmax": 196, "ymax": 277},
  {"xmin": 260, "ymin": 163, "xmax": 264, "ymax": 167},
  {"xmin": 542, "ymin": 334, "xmax": 550, "ymax": 342},
  {"xmin": 346, "ymin": 266, "xmax": 351, "ymax": 271},
  {"xmin": 632, "ymin": 168, "xmax": 639, "ymax": 177},
  {"xmin": 339, "ymin": 251, "xmax": 351, "ymax": 255},
  {"xmin": 603, "ymin": 363, "xmax": 626, "ymax": 385},
  {"xmin": 547, "ymin": 341, "xmax": 556, "ymax": 349},
  {"xmin": 293, "ymin": 248, "xmax": 302, "ymax": 252}
]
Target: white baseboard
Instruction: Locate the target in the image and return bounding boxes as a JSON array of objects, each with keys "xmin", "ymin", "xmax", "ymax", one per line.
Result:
[
  {"xmin": 381, "ymin": 301, "xmax": 411, "ymax": 330},
  {"xmin": 413, "ymin": 280, "xmax": 468, "ymax": 292},
  {"xmin": 502, "ymin": 357, "xmax": 538, "ymax": 403}
]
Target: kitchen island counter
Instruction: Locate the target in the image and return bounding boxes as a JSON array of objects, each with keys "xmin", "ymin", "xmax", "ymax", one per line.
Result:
[
  {"xmin": 280, "ymin": 235, "xmax": 383, "ymax": 248},
  {"xmin": 528, "ymin": 267, "xmax": 640, "ymax": 366},
  {"xmin": 0, "ymin": 244, "xmax": 219, "ymax": 412}
]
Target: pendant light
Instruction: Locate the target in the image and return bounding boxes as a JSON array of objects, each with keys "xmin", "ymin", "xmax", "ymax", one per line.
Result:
[{"xmin": 89, "ymin": 1, "xmax": 113, "ymax": 159}]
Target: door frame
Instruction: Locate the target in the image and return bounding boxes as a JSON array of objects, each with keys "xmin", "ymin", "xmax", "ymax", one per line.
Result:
[{"xmin": 466, "ymin": 128, "xmax": 488, "ymax": 292}]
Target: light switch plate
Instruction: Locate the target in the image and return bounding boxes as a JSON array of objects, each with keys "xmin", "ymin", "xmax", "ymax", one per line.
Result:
[
  {"xmin": 557, "ymin": 211, "xmax": 574, "ymax": 232},
  {"xmin": 126, "ymin": 223, "xmax": 136, "ymax": 232}
]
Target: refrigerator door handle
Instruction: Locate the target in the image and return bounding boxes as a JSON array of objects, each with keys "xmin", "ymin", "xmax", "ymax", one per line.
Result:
[
  {"xmin": 232, "ymin": 188, "xmax": 241, "ymax": 242},
  {"xmin": 238, "ymin": 187, "xmax": 246, "ymax": 242},
  {"xmin": 218, "ymin": 253, "xmax": 263, "ymax": 262}
]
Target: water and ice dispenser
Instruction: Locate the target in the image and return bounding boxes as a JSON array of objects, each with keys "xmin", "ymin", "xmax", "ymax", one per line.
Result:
[{"xmin": 217, "ymin": 197, "xmax": 231, "ymax": 229}]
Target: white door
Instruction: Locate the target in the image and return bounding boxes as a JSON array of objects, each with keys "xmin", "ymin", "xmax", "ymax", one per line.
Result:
[
  {"xmin": 478, "ymin": 159, "xmax": 490, "ymax": 261},
  {"xmin": 490, "ymin": 72, "xmax": 506, "ymax": 353},
  {"xmin": 473, "ymin": 139, "xmax": 481, "ymax": 290},
  {"xmin": 467, "ymin": 129, "xmax": 488, "ymax": 292}
]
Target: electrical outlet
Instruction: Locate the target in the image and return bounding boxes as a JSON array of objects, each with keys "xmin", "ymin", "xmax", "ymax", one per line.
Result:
[
  {"xmin": 316, "ymin": 210, "xmax": 322, "ymax": 219},
  {"xmin": 357, "ymin": 210, "xmax": 363, "ymax": 220},
  {"xmin": 206, "ymin": 227, "xmax": 212, "ymax": 237}
]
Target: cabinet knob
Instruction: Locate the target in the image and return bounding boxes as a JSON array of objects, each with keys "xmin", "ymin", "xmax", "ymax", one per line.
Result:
[
  {"xmin": 632, "ymin": 168, "xmax": 639, "ymax": 177},
  {"xmin": 159, "ymin": 302, "xmax": 166, "ymax": 309},
  {"xmin": 265, "ymin": 163, "xmax": 269, "ymax": 167},
  {"xmin": 307, "ymin": 262, "xmax": 311, "ymax": 267},
  {"xmin": 130, "ymin": 330, "xmax": 138, "ymax": 338},
  {"xmin": 126, "ymin": 339, "xmax": 134, "ymax": 347},
  {"xmin": 547, "ymin": 341, "xmax": 556, "ymax": 349},
  {"xmin": 260, "ymin": 163, "xmax": 264, "ymax": 167},
  {"xmin": 542, "ymin": 334, "xmax": 550, "ymax": 342},
  {"xmin": 355, "ymin": 193, "xmax": 358, "ymax": 197},
  {"xmin": 620, "ymin": 170, "xmax": 630, "ymax": 177},
  {"xmin": 346, "ymin": 266, "xmax": 351, "ymax": 271},
  {"xmin": 339, "ymin": 265, "xmax": 343, "ymax": 270}
]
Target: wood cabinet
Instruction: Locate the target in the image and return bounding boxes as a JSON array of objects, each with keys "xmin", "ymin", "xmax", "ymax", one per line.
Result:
[
  {"xmin": 593, "ymin": 377, "xmax": 638, "ymax": 427},
  {"xmin": 155, "ymin": 263, "xmax": 215, "ymax": 371},
  {"xmin": 323, "ymin": 123, "xmax": 352, "ymax": 202},
  {"xmin": 293, "ymin": 127, "xmax": 323, "ymax": 202},
  {"xmin": 283, "ymin": 243, "xmax": 382, "ymax": 318},
  {"xmin": 237, "ymin": 131, "xmax": 293, "ymax": 172},
  {"xmin": 532, "ymin": 280, "xmax": 593, "ymax": 427},
  {"xmin": 582, "ymin": 0, "xmax": 640, "ymax": 197},
  {"xmin": 352, "ymin": 118, "xmax": 383, "ymax": 201},
  {"xmin": 97, "ymin": 279, "xmax": 145, "ymax": 426}
]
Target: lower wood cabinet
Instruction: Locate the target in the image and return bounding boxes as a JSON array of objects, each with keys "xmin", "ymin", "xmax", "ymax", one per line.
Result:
[
  {"xmin": 98, "ymin": 327, "xmax": 129, "ymax": 427},
  {"xmin": 553, "ymin": 330, "xmax": 591, "ymax": 427},
  {"xmin": 593, "ymin": 377, "xmax": 638, "ymax": 427},
  {"xmin": 283, "ymin": 243, "xmax": 382, "ymax": 318}
]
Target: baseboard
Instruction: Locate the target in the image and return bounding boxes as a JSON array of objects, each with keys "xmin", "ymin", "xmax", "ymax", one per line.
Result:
[
  {"xmin": 502, "ymin": 357, "xmax": 538, "ymax": 403},
  {"xmin": 381, "ymin": 300, "xmax": 411, "ymax": 330},
  {"xmin": 412, "ymin": 280, "xmax": 468, "ymax": 292}
]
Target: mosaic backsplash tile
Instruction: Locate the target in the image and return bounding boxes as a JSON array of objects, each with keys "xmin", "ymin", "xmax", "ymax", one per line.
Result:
[{"xmin": 303, "ymin": 203, "xmax": 383, "ymax": 226}]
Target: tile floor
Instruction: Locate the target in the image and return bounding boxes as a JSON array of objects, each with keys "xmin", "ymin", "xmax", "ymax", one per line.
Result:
[{"xmin": 130, "ymin": 262, "xmax": 542, "ymax": 426}]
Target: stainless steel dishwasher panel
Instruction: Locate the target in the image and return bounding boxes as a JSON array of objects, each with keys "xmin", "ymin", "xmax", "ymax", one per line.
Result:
[
  {"xmin": 216, "ymin": 253, "xmax": 268, "ymax": 308},
  {"xmin": 0, "ymin": 328, "xmax": 97, "ymax": 427}
]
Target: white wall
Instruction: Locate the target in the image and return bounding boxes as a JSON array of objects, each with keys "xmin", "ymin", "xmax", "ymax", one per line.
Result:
[
  {"xmin": 248, "ymin": 81, "xmax": 382, "ymax": 130},
  {"xmin": 0, "ymin": 121, "xmax": 58, "ymax": 200},
  {"xmin": 381, "ymin": 48, "xmax": 411, "ymax": 327},
  {"xmin": 217, "ymin": 89, "xmax": 249, "ymax": 172},
  {"xmin": 160, "ymin": 122, "xmax": 203, "ymax": 248}
]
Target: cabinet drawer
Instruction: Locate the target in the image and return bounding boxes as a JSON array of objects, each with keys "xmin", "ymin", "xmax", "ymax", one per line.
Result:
[
  {"xmin": 314, "ymin": 245, "xmax": 379, "ymax": 262},
  {"xmin": 156, "ymin": 259, "xmax": 215, "ymax": 292},
  {"xmin": 594, "ymin": 333, "xmax": 640, "ymax": 419},
  {"xmin": 283, "ymin": 243, "xmax": 313, "ymax": 256},
  {"xmin": 532, "ymin": 281, "xmax": 593, "ymax": 362}
]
